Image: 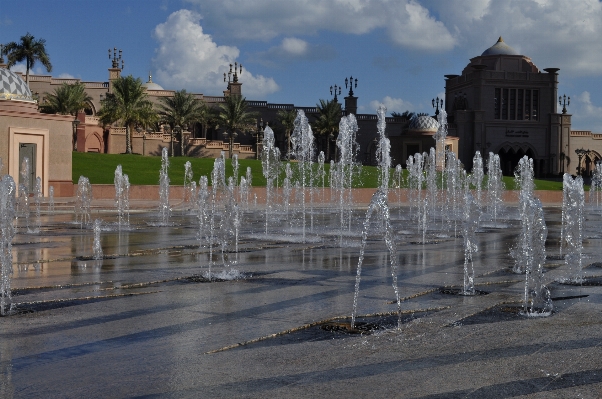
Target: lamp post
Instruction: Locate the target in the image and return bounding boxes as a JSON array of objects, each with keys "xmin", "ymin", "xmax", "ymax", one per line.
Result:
[
  {"xmin": 72, "ymin": 117, "xmax": 80, "ymax": 151},
  {"xmin": 344, "ymin": 75, "xmax": 358, "ymax": 96},
  {"xmin": 575, "ymin": 148, "xmax": 588, "ymax": 176},
  {"xmin": 559, "ymin": 94, "xmax": 570, "ymax": 114},
  {"xmin": 255, "ymin": 118, "xmax": 264, "ymax": 160},
  {"xmin": 330, "ymin": 84, "xmax": 341, "ymax": 102},
  {"xmin": 432, "ymin": 97, "xmax": 443, "ymax": 116},
  {"xmin": 173, "ymin": 125, "xmax": 181, "ymax": 157}
]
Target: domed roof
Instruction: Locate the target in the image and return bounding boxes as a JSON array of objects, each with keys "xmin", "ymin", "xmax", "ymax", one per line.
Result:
[
  {"xmin": 481, "ymin": 37, "xmax": 519, "ymax": 56},
  {"xmin": 408, "ymin": 115, "xmax": 440, "ymax": 132},
  {"xmin": 142, "ymin": 73, "xmax": 164, "ymax": 91},
  {"xmin": 0, "ymin": 68, "xmax": 35, "ymax": 102}
]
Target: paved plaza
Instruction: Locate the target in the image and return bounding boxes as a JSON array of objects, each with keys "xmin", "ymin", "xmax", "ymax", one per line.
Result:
[{"xmin": 1, "ymin": 199, "xmax": 602, "ymax": 398}]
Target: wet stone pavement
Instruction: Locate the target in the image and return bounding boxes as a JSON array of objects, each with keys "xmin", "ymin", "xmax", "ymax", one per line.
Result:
[{"xmin": 1, "ymin": 201, "xmax": 602, "ymax": 398}]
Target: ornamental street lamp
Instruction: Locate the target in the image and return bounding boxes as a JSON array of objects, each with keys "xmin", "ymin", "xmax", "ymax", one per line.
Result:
[
  {"xmin": 255, "ymin": 118, "xmax": 264, "ymax": 160},
  {"xmin": 330, "ymin": 84, "xmax": 341, "ymax": 102},
  {"xmin": 575, "ymin": 148, "xmax": 588, "ymax": 176},
  {"xmin": 72, "ymin": 117, "xmax": 80, "ymax": 151},
  {"xmin": 345, "ymin": 75, "xmax": 358, "ymax": 96},
  {"xmin": 432, "ymin": 97, "xmax": 443, "ymax": 116},
  {"xmin": 559, "ymin": 94, "xmax": 570, "ymax": 114},
  {"xmin": 108, "ymin": 47, "xmax": 124, "ymax": 69}
]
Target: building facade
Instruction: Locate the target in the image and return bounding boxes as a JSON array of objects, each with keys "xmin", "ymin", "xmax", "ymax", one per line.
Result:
[
  {"xmin": 24, "ymin": 52, "xmax": 458, "ymax": 168},
  {"xmin": 0, "ymin": 64, "xmax": 73, "ymax": 196},
  {"xmin": 444, "ymin": 36, "xmax": 601, "ymax": 177}
]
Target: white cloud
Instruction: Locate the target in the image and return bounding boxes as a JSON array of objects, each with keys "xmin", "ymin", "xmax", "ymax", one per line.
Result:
[
  {"xmin": 431, "ymin": 0, "xmax": 602, "ymax": 75},
  {"xmin": 281, "ymin": 38, "xmax": 308, "ymax": 56},
  {"xmin": 152, "ymin": 10, "xmax": 279, "ymax": 97},
  {"xmin": 573, "ymin": 91, "xmax": 602, "ymax": 132},
  {"xmin": 8, "ymin": 64, "xmax": 46, "ymax": 75},
  {"xmin": 57, "ymin": 73, "xmax": 75, "ymax": 79},
  {"xmin": 367, "ymin": 96, "xmax": 414, "ymax": 115},
  {"xmin": 185, "ymin": 0, "xmax": 457, "ymax": 52},
  {"xmin": 250, "ymin": 37, "xmax": 335, "ymax": 66}
]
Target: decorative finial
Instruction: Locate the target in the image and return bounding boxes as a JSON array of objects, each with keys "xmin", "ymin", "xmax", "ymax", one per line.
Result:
[
  {"xmin": 498, "ymin": 36, "xmax": 504, "ymax": 42},
  {"xmin": 148, "ymin": 72, "xmax": 152, "ymax": 83}
]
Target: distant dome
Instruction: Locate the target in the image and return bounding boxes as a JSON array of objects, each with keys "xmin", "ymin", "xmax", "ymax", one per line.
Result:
[
  {"xmin": 408, "ymin": 115, "xmax": 440, "ymax": 132},
  {"xmin": 0, "ymin": 68, "xmax": 35, "ymax": 102},
  {"xmin": 142, "ymin": 73, "xmax": 164, "ymax": 91},
  {"xmin": 481, "ymin": 37, "xmax": 519, "ymax": 56}
]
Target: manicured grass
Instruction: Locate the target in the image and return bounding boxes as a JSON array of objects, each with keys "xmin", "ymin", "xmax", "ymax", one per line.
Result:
[{"xmin": 73, "ymin": 152, "xmax": 565, "ymax": 190}]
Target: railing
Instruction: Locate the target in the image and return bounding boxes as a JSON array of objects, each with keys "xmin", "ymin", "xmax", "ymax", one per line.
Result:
[
  {"xmin": 247, "ymin": 101, "xmax": 268, "ymax": 107},
  {"xmin": 109, "ymin": 127, "xmax": 126, "ymax": 135},
  {"xmin": 204, "ymin": 96, "xmax": 225, "ymax": 103},
  {"xmin": 188, "ymin": 138, "xmax": 207, "ymax": 146},
  {"xmin": 267, "ymin": 103, "xmax": 295, "ymax": 109},
  {"xmin": 571, "ymin": 130, "xmax": 592, "ymax": 137},
  {"xmin": 83, "ymin": 82, "xmax": 109, "ymax": 88}
]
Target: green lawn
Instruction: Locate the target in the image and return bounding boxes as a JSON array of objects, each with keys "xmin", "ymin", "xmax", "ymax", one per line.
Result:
[{"xmin": 73, "ymin": 152, "xmax": 566, "ymax": 190}]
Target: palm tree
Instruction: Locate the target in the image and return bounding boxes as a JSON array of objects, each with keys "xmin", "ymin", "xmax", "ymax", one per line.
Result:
[
  {"xmin": 391, "ymin": 110, "xmax": 416, "ymax": 120},
  {"xmin": 40, "ymin": 82, "xmax": 92, "ymax": 115},
  {"xmin": 312, "ymin": 99, "xmax": 342, "ymax": 162},
  {"xmin": 198, "ymin": 102, "xmax": 218, "ymax": 139},
  {"xmin": 277, "ymin": 109, "xmax": 296, "ymax": 159},
  {"xmin": 157, "ymin": 89, "xmax": 205, "ymax": 156},
  {"xmin": 216, "ymin": 95, "xmax": 257, "ymax": 159},
  {"xmin": 97, "ymin": 75, "xmax": 157, "ymax": 154},
  {"xmin": 4, "ymin": 32, "xmax": 52, "ymax": 85}
]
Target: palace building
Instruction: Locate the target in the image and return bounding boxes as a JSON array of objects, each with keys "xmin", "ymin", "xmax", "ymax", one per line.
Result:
[{"xmin": 444, "ymin": 36, "xmax": 599, "ymax": 177}]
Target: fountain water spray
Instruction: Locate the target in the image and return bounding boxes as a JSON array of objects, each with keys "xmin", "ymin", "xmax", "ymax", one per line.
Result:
[
  {"xmin": 75, "ymin": 176, "xmax": 92, "ymax": 228},
  {"xmin": 159, "ymin": 147, "xmax": 170, "ymax": 225},
  {"xmin": 471, "ymin": 151, "xmax": 484, "ymax": 214},
  {"xmin": 18, "ymin": 158, "xmax": 30, "ymax": 231},
  {"xmin": 521, "ymin": 197, "xmax": 552, "ymax": 316},
  {"xmin": 183, "ymin": 161, "xmax": 194, "ymax": 205},
  {"xmin": 261, "ymin": 125, "xmax": 281, "ymax": 235},
  {"xmin": 486, "ymin": 153, "xmax": 505, "ymax": 225},
  {"xmin": 512, "ymin": 156, "xmax": 535, "ymax": 274},
  {"xmin": 560, "ymin": 173, "xmax": 584, "ymax": 283},
  {"xmin": 290, "ymin": 110, "xmax": 315, "ymax": 242},
  {"xmin": 33, "ymin": 177, "xmax": 42, "ymax": 233},
  {"xmin": 375, "ymin": 105, "xmax": 391, "ymax": 193},
  {"xmin": 393, "ymin": 164, "xmax": 403, "ymax": 208},
  {"xmin": 0, "ymin": 175, "xmax": 16, "ymax": 315},
  {"xmin": 589, "ymin": 161, "xmax": 602, "ymax": 208},
  {"xmin": 114, "ymin": 165, "xmax": 130, "ymax": 228},
  {"xmin": 434, "ymin": 109, "xmax": 447, "ymax": 172},
  {"xmin": 48, "ymin": 186, "xmax": 55, "ymax": 213},
  {"xmin": 93, "ymin": 219, "xmax": 103, "ymax": 260},
  {"xmin": 335, "ymin": 113, "xmax": 359, "ymax": 243},
  {"xmin": 461, "ymin": 192, "xmax": 479, "ymax": 295},
  {"xmin": 196, "ymin": 176, "xmax": 209, "ymax": 249},
  {"xmin": 351, "ymin": 189, "xmax": 401, "ymax": 330}
]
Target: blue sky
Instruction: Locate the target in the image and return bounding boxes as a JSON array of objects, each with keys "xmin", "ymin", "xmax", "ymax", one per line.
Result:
[{"xmin": 2, "ymin": 0, "xmax": 602, "ymax": 131}]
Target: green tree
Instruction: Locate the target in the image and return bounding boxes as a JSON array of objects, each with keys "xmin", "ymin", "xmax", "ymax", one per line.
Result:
[
  {"xmin": 216, "ymin": 95, "xmax": 258, "ymax": 159},
  {"xmin": 277, "ymin": 108, "xmax": 296, "ymax": 159},
  {"xmin": 40, "ymin": 82, "xmax": 92, "ymax": 115},
  {"xmin": 4, "ymin": 32, "xmax": 52, "ymax": 84},
  {"xmin": 97, "ymin": 75, "xmax": 157, "ymax": 154},
  {"xmin": 157, "ymin": 89, "xmax": 206, "ymax": 156},
  {"xmin": 312, "ymin": 99, "xmax": 342, "ymax": 162}
]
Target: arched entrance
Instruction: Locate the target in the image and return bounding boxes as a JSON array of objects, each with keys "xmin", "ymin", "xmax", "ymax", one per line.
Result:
[{"xmin": 498, "ymin": 144, "xmax": 536, "ymax": 176}]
